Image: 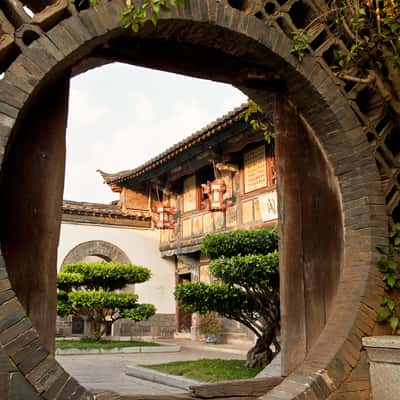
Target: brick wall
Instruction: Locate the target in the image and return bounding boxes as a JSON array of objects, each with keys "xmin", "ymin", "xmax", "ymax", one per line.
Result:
[
  {"xmin": 112, "ymin": 314, "xmax": 176, "ymax": 338},
  {"xmin": 56, "ymin": 316, "xmax": 73, "ymax": 337},
  {"xmin": 56, "ymin": 314, "xmax": 176, "ymax": 339}
]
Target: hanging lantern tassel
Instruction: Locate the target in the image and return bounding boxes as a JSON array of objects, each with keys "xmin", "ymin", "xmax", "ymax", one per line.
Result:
[
  {"xmin": 152, "ymin": 206, "xmax": 175, "ymax": 229},
  {"xmin": 208, "ymin": 179, "xmax": 227, "ymax": 211}
]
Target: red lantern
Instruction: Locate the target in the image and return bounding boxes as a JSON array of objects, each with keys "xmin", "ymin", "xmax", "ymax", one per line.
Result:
[
  {"xmin": 202, "ymin": 179, "xmax": 226, "ymax": 211},
  {"xmin": 152, "ymin": 206, "xmax": 175, "ymax": 229}
]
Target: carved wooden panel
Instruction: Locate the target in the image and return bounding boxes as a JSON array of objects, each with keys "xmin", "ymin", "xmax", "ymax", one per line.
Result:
[
  {"xmin": 192, "ymin": 215, "xmax": 203, "ymax": 236},
  {"xmin": 182, "ymin": 219, "xmax": 192, "ymax": 238},
  {"xmin": 242, "ymin": 200, "xmax": 254, "ymax": 224},
  {"xmin": 183, "ymin": 175, "xmax": 197, "ymax": 212},
  {"xmin": 226, "ymin": 206, "xmax": 238, "ymax": 227},
  {"xmin": 203, "ymin": 213, "xmax": 213, "ymax": 233},
  {"xmin": 213, "ymin": 211, "xmax": 225, "ymax": 230}
]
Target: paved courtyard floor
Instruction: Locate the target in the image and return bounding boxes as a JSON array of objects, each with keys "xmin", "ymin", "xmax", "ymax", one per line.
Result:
[{"xmin": 56, "ymin": 343, "xmax": 248, "ymax": 396}]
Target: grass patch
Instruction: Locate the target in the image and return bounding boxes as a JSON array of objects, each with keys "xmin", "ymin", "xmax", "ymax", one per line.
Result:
[
  {"xmin": 140, "ymin": 359, "xmax": 262, "ymax": 382},
  {"xmin": 56, "ymin": 338, "xmax": 160, "ymax": 350}
]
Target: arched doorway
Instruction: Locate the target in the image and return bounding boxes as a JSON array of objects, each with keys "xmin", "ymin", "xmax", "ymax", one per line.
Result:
[
  {"xmin": 62, "ymin": 240, "xmax": 131, "ymax": 265},
  {"xmin": 0, "ymin": 1, "xmax": 387, "ymax": 399},
  {"xmin": 59, "ymin": 240, "xmax": 132, "ymax": 336}
]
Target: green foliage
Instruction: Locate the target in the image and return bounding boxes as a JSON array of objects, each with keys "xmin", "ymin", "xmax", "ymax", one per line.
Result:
[
  {"xmin": 142, "ymin": 359, "xmax": 263, "ymax": 382},
  {"xmin": 237, "ymin": 100, "xmax": 274, "ymax": 144},
  {"xmin": 121, "ymin": 0, "xmax": 185, "ymax": 32},
  {"xmin": 57, "ymin": 272, "xmax": 84, "ymax": 292},
  {"xmin": 290, "ymin": 29, "xmax": 309, "ymax": 61},
  {"xmin": 175, "ymin": 228, "xmax": 280, "ymax": 368},
  {"xmin": 290, "ymin": 1, "xmax": 400, "ymax": 115},
  {"xmin": 57, "ymin": 291, "xmax": 73, "ymax": 317},
  {"xmin": 60, "ymin": 262, "xmax": 151, "ymax": 291},
  {"xmin": 209, "ymin": 252, "xmax": 279, "ymax": 289},
  {"xmin": 57, "ymin": 261, "xmax": 155, "ymax": 338},
  {"xmin": 88, "ymin": 0, "xmax": 185, "ymax": 33},
  {"xmin": 377, "ymin": 223, "xmax": 400, "ymax": 334},
  {"xmin": 56, "ymin": 338, "xmax": 160, "ymax": 349},
  {"xmin": 122, "ymin": 303, "xmax": 156, "ymax": 320},
  {"xmin": 174, "ymin": 282, "xmax": 254, "ymax": 315},
  {"xmin": 67, "ymin": 290, "xmax": 139, "ymax": 309},
  {"xmin": 201, "ymin": 228, "xmax": 278, "ymax": 259},
  {"xmin": 198, "ymin": 312, "xmax": 223, "ymax": 335}
]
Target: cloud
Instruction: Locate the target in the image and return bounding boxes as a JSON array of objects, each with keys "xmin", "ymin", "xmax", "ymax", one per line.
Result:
[{"xmin": 64, "ymin": 63, "xmax": 247, "ymax": 203}]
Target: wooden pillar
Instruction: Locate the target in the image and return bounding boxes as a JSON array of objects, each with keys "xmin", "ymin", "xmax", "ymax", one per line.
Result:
[
  {"xmin": 0, "ymin": 75, "xmax": 70, "ymax": 354},
  {"xmin": 274, "ymin": 94, "xmax": 343, "ymax": 376}
]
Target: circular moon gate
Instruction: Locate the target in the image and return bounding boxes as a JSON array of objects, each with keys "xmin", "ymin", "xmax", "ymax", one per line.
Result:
[{"xmin": 0, "ymin": 1, "xmax": 387, "ymax": 400}]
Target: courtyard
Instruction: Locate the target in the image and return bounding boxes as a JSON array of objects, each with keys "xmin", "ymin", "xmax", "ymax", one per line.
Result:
[
  {"xmin": 0, "ymin": 1, "xmax": 399, "ymax": 400},
  {"xmin": 57, "ymin": 342, "xmax": 248, "ymax": 396}
]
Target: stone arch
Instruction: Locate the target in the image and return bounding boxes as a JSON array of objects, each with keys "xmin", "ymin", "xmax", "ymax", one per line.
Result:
[
  {"xmin": 0, "ymin": 1, "xmax": 388, "ymax": 399},
  {"xmin": 62, "ymin": 240, "xmax": 131, "ymax": 266}
]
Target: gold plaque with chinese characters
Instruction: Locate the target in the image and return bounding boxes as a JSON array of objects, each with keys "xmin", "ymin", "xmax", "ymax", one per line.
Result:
[{"xmin": 244, "ymin": 145, "xmax": 267, "ymax": 193}]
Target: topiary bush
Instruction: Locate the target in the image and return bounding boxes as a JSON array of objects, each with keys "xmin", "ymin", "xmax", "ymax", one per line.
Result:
[
  {"xmin": 175, "ymin": 228, "xmax": 280, "ymax": 368},
  {"xmin": 201, "ymin": 228, "xmax": 278, "ymax": 259},
  {"xmin": 57, "ymin": 261, "xmax": 155, "ymax": 339}
]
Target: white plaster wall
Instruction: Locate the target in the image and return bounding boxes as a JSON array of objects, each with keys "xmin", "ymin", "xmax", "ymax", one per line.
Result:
[{"xmin": 57, "ymin": 223, "xmax": 176, "ymax": 314}]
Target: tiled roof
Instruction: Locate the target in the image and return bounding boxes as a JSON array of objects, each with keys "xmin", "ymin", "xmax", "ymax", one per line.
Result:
[
  {"xmin": 98, "ymin": 102, "xmax": 249, "ymax": 185},
  {"xmin": 62, "ymin": 200, "xmax": 151, "ymax": 220}
]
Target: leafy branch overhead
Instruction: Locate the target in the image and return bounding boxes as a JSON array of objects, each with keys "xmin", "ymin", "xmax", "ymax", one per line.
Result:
[
  {"xmin": 237, "ymin": 100, "xmax": 274, "ymax": 144},
  {"xmin": 87, "ymin": 1, "xmax": 399, "ymax": 118},
  {"xmin": 290, "ymin": 1, "xmax": 400, "ymax": 116},
  {"xmin": 122, "ymin": 0, "xmax": 185, "ymax": 32},
  {"xmin": 89, "ymin": 0, "xmax": 185, "ymax": 32}
]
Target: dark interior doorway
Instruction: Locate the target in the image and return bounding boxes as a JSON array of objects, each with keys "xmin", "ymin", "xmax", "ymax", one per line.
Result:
[{"xmin": 177, "ymin": 272, "xmax": 192, "ymax": 333}]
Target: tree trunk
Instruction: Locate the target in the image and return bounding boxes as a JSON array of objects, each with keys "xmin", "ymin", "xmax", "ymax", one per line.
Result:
[
  {"xmin": 245, "ymin": 326, "xmax": 278, "ymax": 368},
  {"xmin": 86, "ymin": 319, "xmax": 102, "ymax": 340}
]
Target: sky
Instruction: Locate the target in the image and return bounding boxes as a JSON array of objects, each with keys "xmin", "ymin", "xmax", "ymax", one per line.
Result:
[{"xmin": 65, "ymin": 63, "xmax": 247, "ymax": 204}]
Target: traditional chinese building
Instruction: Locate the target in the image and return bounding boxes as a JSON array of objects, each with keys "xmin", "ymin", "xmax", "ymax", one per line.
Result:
[
  {"xmin": 98, "ymin": 103, "xmax": 278, "ymax": 342},
  {"xmin": 57, "ymin": 200, "xmax": 176, "ymax": 338}
]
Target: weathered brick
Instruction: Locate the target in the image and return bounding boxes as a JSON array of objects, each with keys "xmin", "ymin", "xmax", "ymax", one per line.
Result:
[
  {"xmin": 42, "ymin": 370, "xmax": 69, "ymax": 400},
  {"xmin": 4, "ymin": 328, "xmax": 38, "ymax": 360},
  {"xmin": 0, "ymin": 318, "xmax": 32, "ymax": 346},
  {"xmin": 60, "ymin": 17, "xmax": 92, "ymax": 46},
  {"xmin": 0, "ymin": 352, "xmax": 17, "ymax": 372},
  {"xmin": 0, "ymin": 372, "xmax": 10, "ymax": 399},
  {"xmin": 0, "ymin": 298, "xmax": 26, "ymax": 333},
  {"xmin": 91, "ymin": 7, "xmax": 118, "ymax": 35},
  {"xmin": 46, "ymin": 25, "xmax": 81, "ymax": 57},
  {"xmin": 57, "ymin": 377, "xmax": 85, "ymax": 400},
  {"xmin": 79, "ymin": 10, "xmax": 107, "ymax": 38},
  {"xmin": 14, "ymin": 339, "xmax": 48, "ymax": 375},
  {"xmin": 26, "ymin": 356, "xmax": 64, "ymax": 394},
  {"xmin": 0, "ymin": 290, "xmax": 15, "ymax": 306},
  {"xmin": 0, "ymin": 279, "xmax": 11, "ymax": 293},
  {"xmin": 8, "ymin": 372, "xmax": 39, "ymax": 399}
]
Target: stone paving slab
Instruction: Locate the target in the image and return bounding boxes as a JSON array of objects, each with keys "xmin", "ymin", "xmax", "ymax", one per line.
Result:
[
  {"xmin": 57, "ymin": 346, "xmax": 245, "ymax": 396},
  {"xmin": 126, "ymin": 365, "xmax": 202, "ymax": 390}
]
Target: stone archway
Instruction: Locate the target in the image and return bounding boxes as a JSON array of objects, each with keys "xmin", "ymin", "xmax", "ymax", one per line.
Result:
[
  {"xmin": 59, "ymin": 240, "xmax": 131, "ymax": 337},
  {"xmin": 62, "ymin": 240, "xmax": 131, "ymax": 265},
  {"xmin": 0, "ymin": 1, "xmax": 389, "ymax": 399}
]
